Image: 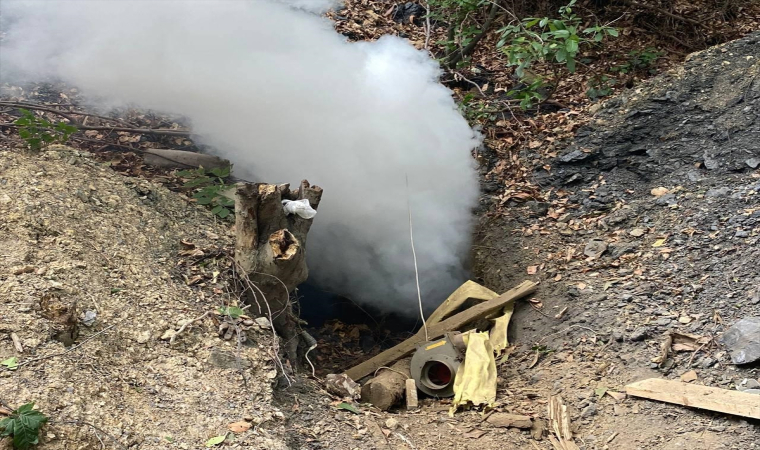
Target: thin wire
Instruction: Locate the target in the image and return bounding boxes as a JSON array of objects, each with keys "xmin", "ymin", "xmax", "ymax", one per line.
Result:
[{"xmin": 406, "ymin": 174, "xmax": 429, "ymax": 341}]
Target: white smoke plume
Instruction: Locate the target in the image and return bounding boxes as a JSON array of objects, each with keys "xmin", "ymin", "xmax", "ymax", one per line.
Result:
[{"xmin": 0, "ymin": 0, "xmax": 480, "ymax": 315}]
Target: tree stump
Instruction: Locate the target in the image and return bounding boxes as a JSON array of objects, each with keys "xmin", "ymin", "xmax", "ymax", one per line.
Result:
[{"xmin": 234, "ymin": 180, "xmax": 323, "ymax": 366}]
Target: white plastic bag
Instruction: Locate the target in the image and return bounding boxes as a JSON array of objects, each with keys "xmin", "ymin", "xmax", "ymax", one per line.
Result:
[{"xmin": 282, "ymin": 199, "xmax": 317, "ymax": 219}]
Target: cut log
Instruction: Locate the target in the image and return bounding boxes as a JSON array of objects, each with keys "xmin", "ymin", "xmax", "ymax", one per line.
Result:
[
  {"xmin": 143, "ymin": 148, "xmax": 230, "ymax": 169},
  {"xmin": 234, "ymin": 180, "xmax": 323, "ymax": 365},
  {"xmin": 345, "ymin": 280, "xmax": 538, "ymax": 381},
  {"xmin": 625, "ymin": 378, "xmax": 760, "ymax": 419},
  {"xmin": 361, "ymin": 358, "xmax": 412, "ymax": 411}
]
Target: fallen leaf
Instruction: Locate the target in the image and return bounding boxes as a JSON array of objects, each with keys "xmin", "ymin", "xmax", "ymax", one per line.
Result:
[
  {"xmin": 680, "ymin": 370, "xmax": 698, "ymax": 383},
  {"xmin": 652, "ymin": 237, "xmax": 668, "ymax": 247},
  {"xmin": 464, "ymin": 429, "xmax": 487, "ymax": 439},
  {"xmin": 227, "ymin": 421, "xmax": 252, "ymax": 433},
  {"xmin": 527, "ymin": 265, "xmax": 538, "ymax": 275},
  {"xmin": 336, "ymin": 402, "xmax": 360, "ymax": 414},
  {"xmin": 595, "ymin": 387, "xmax": 608, "ymax": 398},
  {"xmin": 606, "ymin": 391, "xmax": 626, "ymax": 402},
  {"xmin": 577, "ymin": 282, "xmax": 587, "ymax": 290},
  {"xmin": 629, "ymin": 228, "xmax": 646, "ymax": 237},
  {"xmin": 205, "ymin": 434, "xmax": 227, "ymax": 447},
  {"xmin": 678, "ymin": 316, "xmax": 692, "ymax": 324}
]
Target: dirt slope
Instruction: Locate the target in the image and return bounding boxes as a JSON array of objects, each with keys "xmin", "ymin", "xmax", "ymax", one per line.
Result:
[
  {"xmin": 0, "ymin": 146, "xmax": 287, "ymax": 449},
  {"xmin": 472, "ymin": 31, "xmax": 760, "ymax": 450}
]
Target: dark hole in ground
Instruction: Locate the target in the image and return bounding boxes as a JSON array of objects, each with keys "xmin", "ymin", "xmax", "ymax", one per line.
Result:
[{"xmin": 296, "ymin": 281, "xmax": 421, "ymax": 375}]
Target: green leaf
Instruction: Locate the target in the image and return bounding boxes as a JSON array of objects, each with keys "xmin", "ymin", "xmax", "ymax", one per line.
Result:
[
  {"xmin": 219, "ymin": 306, "xmax": 244, "ymax": 319},
  {"xmin": 567, "ymin": 57, "xmax": 576, "ymax": 72},
  {"xmin": 2, "ymin": 403, "xmax": 48, "ymax": 450},
  {"xmin": 211, "ymin": 205, "xmax": 223, "ymax": 215},
  {"xmin": 555, "ymin": 48, "xmax": 567, "ymax": 63},
  {"xmin": 14, "ymin": 118, "xmax": 31, "ymax": 126},
  {"xmin": 565, "ymin": 39, "xmax": 578, "ymax": 54},
  {"xmin": 1, "ymin": 357, "xmax": 18, "ymax": 370},
  {"xmin": 595, "ymin": 387, "xmax": 608, "ymax": 398},
  {"xmin": 607, "ymin": 28, "xmax": 619, "ymax": 37},
  {"xmin": 336, "ymin": 402, "xmax": 360, "ymax": 414},
  {"xmin": 216, "ymin": 208, "xmax": 230, "ymax": 219},
  {"xmin": 205, "ymin": 434, "xmax": 227, "ymax": 447}
]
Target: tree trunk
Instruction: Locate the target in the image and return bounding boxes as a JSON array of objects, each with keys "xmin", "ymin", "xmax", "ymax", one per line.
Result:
[{"xmin": 234, "ymin": 180, "xmax": 323, "ymax": 368}]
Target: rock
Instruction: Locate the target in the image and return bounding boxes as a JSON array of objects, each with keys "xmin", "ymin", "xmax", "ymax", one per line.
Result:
[
  {"xmin": 742, "ymin": 389, "xmax": 760, "ymax": 395},
  {"xmin": 584, "ymin": 239, "xmax": 608, "ymax": 258},
  {"xmin": 718, "ymin": 317, "xmax": 760, "ymax": 364},
  {"xmin": 655, "ymin": 193, "xmax": 677, "ymax": 206},
  {"xmin": 160, "ymin": 329, "xmax": 176, "ymax": 341},
  {"xmin": 136, "ymin": 331, "xmax": 151, "ymax": 344},
  {"xmin": 612, "ymin": 331, "xmax": 624, "ymax": 342},
  {"xmin": 698, "ymin": 357, "xmax": 715, "ymax": 368},
  {"xmin": 581, "ymin": 404, "xmax": 597, "ymax": 418},
  {"xmin": 385, "ymin": 418, "xmax": 399, "ymax": 430},
  {"xmin": 325, "ymin": 374, "xmax": 361, "ymax": 399},
  {"xmin": 629, "ymin": 327, "xmax": 649, "ymax": 341},
  {"xmin": 746, "ymin": 158, "xmax": 760, "ymax": 169},
  {"xmin": 209, "ymin": 348, "xmax": 251, "ymax": 369},
  {"xmin": 81, "ymin": 310, "xmax": 97, "ymax": 327},
  {"xmin": 558, "ymin": 149, "xmax": 590, "ymax": 163},
  {"xmin": 705, "ymin": 187, "xmax": 731, "ymax": 198},
  {"xmin": 255, "ymin": 317, "xmax": 272, "ymax": 328},
  {"xmin": 737, "ymin": 378, "xmax": 760, "ymax": 390}
]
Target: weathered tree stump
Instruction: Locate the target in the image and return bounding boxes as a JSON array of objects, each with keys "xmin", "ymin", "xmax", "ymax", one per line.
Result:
[{"xmin": 234, "ymin": 180, "xmax": 323, "ymax": 367}]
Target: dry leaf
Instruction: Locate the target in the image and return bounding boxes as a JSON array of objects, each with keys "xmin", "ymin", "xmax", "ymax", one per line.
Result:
[
  {"xmin": 227, "ymin": 421, "xmax": 252, "ymax": 433},
  {"xmin": 464, "ymin": 429, "xmax": 487, "ymax": 439},
  {"xmin": 680, "ymin": 370, "xmax": 698, "ymax": 382},
  {"xmin": 629, "ymin": 228, "xmax": 646, "ymax": 237},
  {"xmin": 527, "ymin": 265, "xmax": 538, "ymax": 275},
  {"xmin": 652, "ymin": 237, "xmax": 668, "ymax": 247}
]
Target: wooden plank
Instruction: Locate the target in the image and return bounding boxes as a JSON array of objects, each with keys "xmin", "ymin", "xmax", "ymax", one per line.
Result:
[
  {"xmin": 405, "ymin": 379, "xmax": 418, "ymax": 409},
  {"xmin": 344, "ymin": 280, "xmax": 538, "ymax": 381},
  {"xmin": 625, "ymin": 378, "xmax": 760, "ymax": 420},
  {"xmin": 426, "ymin": 280, "xmax": 498, "ymax": 326}
]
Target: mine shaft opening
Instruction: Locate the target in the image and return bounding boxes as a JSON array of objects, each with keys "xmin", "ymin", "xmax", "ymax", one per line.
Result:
[{"xmin": 295, "ymin": 281, "xmax": 423, "ymax": 376}]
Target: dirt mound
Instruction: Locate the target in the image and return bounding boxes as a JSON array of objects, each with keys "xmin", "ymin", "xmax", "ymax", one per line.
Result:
[
  {"xmin": 539, "ymin": 31, "xmax": 759, "ymax": 191},
  {"xmin": 0, "ymin": 146, "xmax": 288, "ymax": 449}
]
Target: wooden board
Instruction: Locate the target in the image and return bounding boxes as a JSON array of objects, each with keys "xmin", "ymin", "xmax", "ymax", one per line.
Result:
[
  {"xmin": 426, "ymin": 280, "xmax": 498, "ymax": 326},
  {"xmin": 344, "ymin": 280, "xmax": 537, "ymax": 381},
  {"xmin": 626, "ymin": 378, "xmax": 760, "ymax": 420}
]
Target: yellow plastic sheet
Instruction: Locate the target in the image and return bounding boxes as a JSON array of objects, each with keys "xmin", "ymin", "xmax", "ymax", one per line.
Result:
[
  {"xmin": 489, "ymin": 301, "xmax": 515, "ymax": 354},
  {"xmin": 450, "ymin": 331, "xmax": 497, "ymax": 416}
]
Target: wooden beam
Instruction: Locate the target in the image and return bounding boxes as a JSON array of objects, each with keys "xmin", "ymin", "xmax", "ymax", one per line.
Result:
[
  {"xmin": 344, "ymin": 280, "xmax": 538, "ymax": 381},
  {"xmin": 626, "ymin": 378, "xmax": 760, "ymax": 420}
]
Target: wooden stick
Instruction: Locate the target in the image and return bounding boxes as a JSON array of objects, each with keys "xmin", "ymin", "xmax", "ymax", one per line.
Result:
[
  {"xmin": 626, "ymin": 378, "xmax": 760, "ymax": 419},
  {"xmin": 344, "ymin": 280, "xmax": 538, "ymax": 381}
]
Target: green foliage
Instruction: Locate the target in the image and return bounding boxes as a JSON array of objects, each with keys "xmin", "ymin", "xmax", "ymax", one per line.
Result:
[
  {"xmin": 0, "ymin": 403, "xmax": 48, "ymax": 450},
  {"xmin": 218, "ymin": 306, "xmax": 244, "ymax": 319},
  {"xmin": 611, "ymin": 47, "xmax": 663, "ymax": 75},
  {"xmin": 497, "ymin": 1, "xmax": 618, "ymax": 108},
  {"xmin": 586, "ymin": 74, "xmax": 615, "ymax": 100},
  {"xmin": 205, "ymin": 434, "xmax": 228, "ymax": 447},
  {"xmin": 176, "ymin": 166, "xmax": 234, "ymax": 219},
  {"xmin": 429, "ymin": 0, "xmax": 490, "ymax": 62},
  {"xmin": 1, "ymin": 357, "xmax": 18, "ymax": 370},
  {"xmin": 14, "ymin": 109, "xmax": 78, "ymax": 151}
]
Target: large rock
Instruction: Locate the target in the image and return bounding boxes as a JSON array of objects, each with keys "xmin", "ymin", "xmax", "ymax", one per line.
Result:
[{"xmin": 719, "ymin": 317, "xmax": 760, "ymax": 365}]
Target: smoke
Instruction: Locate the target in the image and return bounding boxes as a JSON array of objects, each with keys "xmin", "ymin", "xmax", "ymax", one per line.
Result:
[{"xmin": 0, "ymin": 0, "xmax": 480, "ymax": 315}]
